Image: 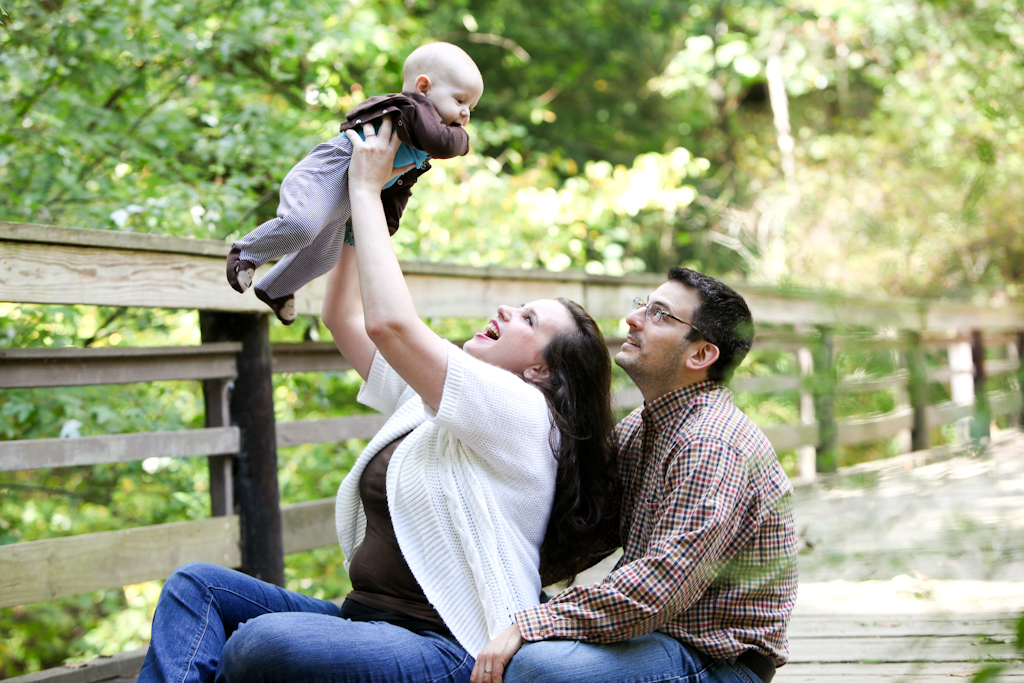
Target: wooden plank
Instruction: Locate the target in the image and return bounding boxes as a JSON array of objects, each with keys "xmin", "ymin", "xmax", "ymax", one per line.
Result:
[
  {"xmin": 836, "ymin": 410, "xmax": 913, "ymax": 446},
  {"xmin": 925, "ymin": 401, "xmax": 974, "ymax": 426},
  {"xmin": 3, "ymin": 647, "xmax": 148, "ymax": 683},
  {"xmin": 990, "ymin": 390, "xmax": 1023, "ymax": 417},
  {"xmin": 281, "ymin": 498, "xmax": 337, "ymax": 554},
  {"xmin": 731, "ymin": 374, "xmax": 802, "ymax": 394},
  {"xmin": 924, "ymin": 301, "xmax": 1024, "ymax": 332},
  {"xmin": 920, "ymin": 332, "xmax": 972, "ymax": 349},
  {"xmin": 751, "ymin": 329, "xmax": 815, "ymax": 352},
  {"xmin": 0, "ymin": 221, "xmax": 228, "ymax": 257},
  {"xmin": 761, "ymin": 422, "xmax": 819, "ymax": 452},
  {"xmin": 987, "ymin": 358, "xmax": 1021, "ymax": 377},
  {"xmin": 276, "ymin": 415, "xmax": 389, "ymax": 448},
  {"xmin": 0, "ymin": 240, "xmax": 262, "ymax": 313},
  {"xmin": 832, "ymin": 336, "xmax": 910, "ymax": 352},
  {"xmin": 789, "ymin": 633, "xmax": 1018, "ymax": 663},
  {"xmin": 272, "ymin": 342, "xmax": 353, "ymax": 374},
  {"xmin": 836, "ymin": 370, "xmax": 908, "ymax": 394},
  {"xmin": 6, "ymin": 224, "xmax": 1024, "ymax": 328},
  {"xmin": 781, "ymin": 661, "xmax": 1024, "ymax": 680},
  {"xmin": 0, "ymin": 427, "xmax": 239, "ymax": 472},
  {"xmin": 0, "ymin": 343, "xmax": 241, "ymax": 388},
  {"xmin": 787, "ymin": 614, "xmax": 1020, "ymax": 638},
  {"xmin": 0, "ymin": 517, "xmax": 240, "ymax": 608}
]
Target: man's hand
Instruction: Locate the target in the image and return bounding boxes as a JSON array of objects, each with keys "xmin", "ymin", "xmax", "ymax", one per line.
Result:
[{"xmin": 471, "ymin": 622, "xmax": 524, "ymax": 683}]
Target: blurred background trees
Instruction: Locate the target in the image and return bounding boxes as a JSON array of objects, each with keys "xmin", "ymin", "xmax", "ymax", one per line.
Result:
[
  {"xmin": 2, "ymin": 0, "xmax": 1022, "ymax": 676},
  {"xmin": 4, "ymin": 0, "xmax": 1021, "ymax": 295}
]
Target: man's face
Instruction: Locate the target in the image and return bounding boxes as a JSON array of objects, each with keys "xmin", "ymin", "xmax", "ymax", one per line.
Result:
[{"xmin": 615, "ymin": 281, "xmax": 702, "ymax": 396}]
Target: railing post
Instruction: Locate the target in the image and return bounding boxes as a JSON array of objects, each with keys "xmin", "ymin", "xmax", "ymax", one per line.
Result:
[
  {"xmin": 796, "ymin": 340, "xmax": 817, "ymax": 481},
  {"xmin": 200, "ymin": 311, "xmax": 285, "ymax": 586},
  {"xmin": 906, "ymin": 331, "xmax": 930, "ymax": 451},
  {"xmin": 812, "ymin": 326, "xmax": 837, "ymax": 473},
  {"xmin": 970, "ymin": 329, "xmax": 990, "ymax": 442},
  {"xmin": 948, "ymin": 336, "xmax": 974, "ymax": 444},
  {"xmin": 202, "ymin": 377, "xmax": 234, "ymax": 517}
]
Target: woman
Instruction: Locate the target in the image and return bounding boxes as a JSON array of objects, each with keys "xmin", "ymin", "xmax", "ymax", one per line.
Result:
[{"xmin": 136, "ymin": 117, "xmax": 615, "ymax": 683}]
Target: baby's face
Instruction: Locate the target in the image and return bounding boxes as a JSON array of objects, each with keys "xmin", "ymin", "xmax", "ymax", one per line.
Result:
[{"xmin": 425, "ymin": 65, "xmax": 483, "ymax": 128}]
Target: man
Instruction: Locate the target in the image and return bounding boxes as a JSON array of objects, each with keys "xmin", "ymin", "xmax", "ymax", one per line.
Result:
[{"xmin": 471, "ymin": 267, "xmax": 798, "ymax": 683}]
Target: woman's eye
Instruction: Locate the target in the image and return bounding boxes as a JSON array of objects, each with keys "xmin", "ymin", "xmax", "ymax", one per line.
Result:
[{"xmin": 524, "ymin": 315, "xmax": 533, "ymax": 326}]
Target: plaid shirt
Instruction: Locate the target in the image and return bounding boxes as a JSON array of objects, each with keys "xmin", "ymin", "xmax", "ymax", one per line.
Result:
[{"xmin": 516, "ymin": 380, "xmax": 798, "ymax": 665}]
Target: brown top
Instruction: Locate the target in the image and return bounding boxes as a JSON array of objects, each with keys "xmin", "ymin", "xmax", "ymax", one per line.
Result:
[{"xmin": 345, "ymin": 434, "xmax": 447, "ymax": 631}]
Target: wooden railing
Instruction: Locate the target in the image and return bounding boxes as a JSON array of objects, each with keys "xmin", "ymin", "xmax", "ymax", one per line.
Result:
[{"xmin": 2, "ymin": 221, "xmax": 1023, "ymax": 681}]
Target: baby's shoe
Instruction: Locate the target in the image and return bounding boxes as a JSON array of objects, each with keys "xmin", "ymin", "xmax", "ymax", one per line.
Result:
[
  {"xmin": 226, "ymin": 247, "xmax": 256, "ymax": 293},
  {"xmin": 255, "ymin": 288, "xmax": 297, "ymax": 325}
]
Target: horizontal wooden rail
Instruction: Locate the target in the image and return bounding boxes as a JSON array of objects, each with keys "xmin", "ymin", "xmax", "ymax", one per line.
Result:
[
  {"xmin": 271, "ymin": 342, "xmax": 353, "ymax": 374},
  {"xmin": 760, "ymin": 423, "xmax": 818, "ymax": 452},
  {"xmin": 0, "ymin": 343, "xmax": 241, "ymax": 388},
  {"xmin": 0, "ymin": 427, "xmax": 239, "ymax": 472},
  {"xmin": 281, "ymin": 498, "xmax": 338, "ymax": 554},
  {"xmin": 989, "ymin": 391, "xmax": 1023, "ymax": 417},
  {"xmin": 5, "ymin": 647, "xmax": 149, "ymax": 683},
  {"xmin": 0, "ymin": 500, "xmax": 343, "ymax": 608},
  {"xmin": 731, "ymin": 374, "xmax": 802, "ymax": 394},
  {"xmin": 837, "ymin": 409, "xmax": 913, "ymax": 446},
  {"xmin": 0, "ymin": 517, "xmax": 241, "ymax": 608},
  {"xmin": 276, "ymin": 415, "xmax": 389, "ymax": 448},
  {"xmin": 986, "ymin": 358, "xmax": 1020, "ymax": 377},
  {"xmin": 6, "ymin": 223, "xmax": 1024, "ymax": 329},
  {"xmin": 836, "ymin": 370, "xmax": 909, "ymax": 394}
]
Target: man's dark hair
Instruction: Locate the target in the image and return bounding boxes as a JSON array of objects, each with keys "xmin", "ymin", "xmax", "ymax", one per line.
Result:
[{"xmin": 668, "ymin": 266, "xmax": 754, "ymax": 382}]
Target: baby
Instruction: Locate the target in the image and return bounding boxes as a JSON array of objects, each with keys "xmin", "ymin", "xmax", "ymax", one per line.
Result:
[{"xmin": 227, "ymin": 42, "xmax": 484, "ymax": 324}]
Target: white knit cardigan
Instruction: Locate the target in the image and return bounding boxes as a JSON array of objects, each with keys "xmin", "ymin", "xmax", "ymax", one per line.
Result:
[{"xmin": 335, "ymin": 344, "xmax": 558, "ymax": 656}]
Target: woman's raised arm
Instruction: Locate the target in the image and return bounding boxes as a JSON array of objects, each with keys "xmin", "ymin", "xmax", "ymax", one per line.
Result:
[
  {"xmin": 321, "ymin": 243, "xmax": 377, "ymax": 381},
  {"xmin": 342, "ymin": 117, "xmax": 449, "ymax": 411}
]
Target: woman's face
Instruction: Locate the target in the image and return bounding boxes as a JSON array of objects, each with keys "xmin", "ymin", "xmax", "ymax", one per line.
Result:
[{"xmin": 463, "ymin": 299, "xmax": 574, "ymax": 379}]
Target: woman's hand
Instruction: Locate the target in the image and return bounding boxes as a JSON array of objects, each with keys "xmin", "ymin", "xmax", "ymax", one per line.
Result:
[
  {"xmin": 343, "ymin": 116, "xmax": 413, "ymax": 194},
  {"xmin": 471, "ymin": 622, "xmax": 524, "ymax": 683}
]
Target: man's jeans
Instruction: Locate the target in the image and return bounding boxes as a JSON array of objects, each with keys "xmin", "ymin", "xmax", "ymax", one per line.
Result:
[
  {"xmin": 136, "ymin": 562, "xmax": 473, "ymax": 683},
  {"xmin": 504, "ymin": 633, "xmax": 763, "ymax": 683}
]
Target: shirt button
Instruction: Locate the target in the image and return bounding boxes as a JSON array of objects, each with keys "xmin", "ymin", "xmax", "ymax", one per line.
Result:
[{"xmin": 397, "ymin": 179, "xmax": 403, "ymax": 185}]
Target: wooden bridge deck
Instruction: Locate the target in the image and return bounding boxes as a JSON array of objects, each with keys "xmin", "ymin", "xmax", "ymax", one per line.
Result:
[
  {"xmin": 10, "ymin": 432, "xmax": 1024, "ymax": 683},
  {"xmin": 779, "ymin": 429, "xmax": 1024, "ymax": 680}
]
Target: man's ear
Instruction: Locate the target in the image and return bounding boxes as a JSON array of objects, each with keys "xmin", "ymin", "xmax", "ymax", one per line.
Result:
[
  {"xmin": 523, "ymin": 364, "xmax": 550, "ymax": 384},
  {"xmin": 686, "ymin": 342, "xmax": 720, "ymax": 372},
  {"xmin": 414, "ymin": 74, "xmax": 431, "ymax": 95}
]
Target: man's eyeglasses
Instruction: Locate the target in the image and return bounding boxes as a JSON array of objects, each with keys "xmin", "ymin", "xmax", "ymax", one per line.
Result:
[{"xmin": 631, "ymin": 297, "xmax": 703, "ymax": 336}]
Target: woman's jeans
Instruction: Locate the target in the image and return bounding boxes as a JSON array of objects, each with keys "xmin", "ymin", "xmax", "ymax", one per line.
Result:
[
  {"xmin": 136, "ymin": 562, "xmax": 473, "ymax": 683},
  {"xmin": 504, "ymin": 632, "xmax": 764, "ymax": 683}
]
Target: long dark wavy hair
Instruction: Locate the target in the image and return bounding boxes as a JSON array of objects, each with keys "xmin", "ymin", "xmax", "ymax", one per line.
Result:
[{"xmin": 530, "ymin": 298, "xmax": 617, "ymax": 586}]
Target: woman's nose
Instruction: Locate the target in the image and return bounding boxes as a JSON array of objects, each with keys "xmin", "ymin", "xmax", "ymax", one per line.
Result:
[{"xmin": 496, "ymin": 304, "xmax": 513, "ymax": 320}]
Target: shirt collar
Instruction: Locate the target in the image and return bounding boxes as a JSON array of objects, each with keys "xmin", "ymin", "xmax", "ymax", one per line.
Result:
[{"xmin": 641, "ymin": 379, "xmax": 722, "ymax": 431}]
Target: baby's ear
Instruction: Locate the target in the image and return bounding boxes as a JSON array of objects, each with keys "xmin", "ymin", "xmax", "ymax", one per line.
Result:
[{"xmin": 414, "ymin": 74, "xmax": 431, "ymax": 95}]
